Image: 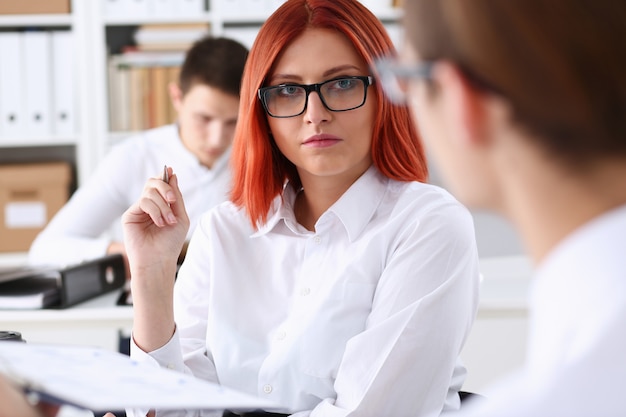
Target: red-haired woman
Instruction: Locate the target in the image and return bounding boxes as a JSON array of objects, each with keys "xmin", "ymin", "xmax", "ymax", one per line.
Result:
[{"xmin": 122, "ymin": 0, "xmax": 480, "ymax": 416}]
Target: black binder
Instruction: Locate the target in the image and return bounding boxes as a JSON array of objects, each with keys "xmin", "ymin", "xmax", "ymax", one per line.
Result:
[{"xmin": 0, "ymin": 254, "xmax": 126, "ymax": 309}]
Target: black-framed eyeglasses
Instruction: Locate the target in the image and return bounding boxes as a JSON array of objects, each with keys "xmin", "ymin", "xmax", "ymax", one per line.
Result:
[
  {"xmin": 373, "ymin": 57, "xmax": 434, "ymax": 104},
  {"xmin": 258, "ymin": 76, "xmax": 374, "ymax": 118}
]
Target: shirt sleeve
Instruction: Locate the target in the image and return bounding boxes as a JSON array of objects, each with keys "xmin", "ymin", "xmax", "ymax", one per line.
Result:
[
  {"xmin": 127, "ymin": 221, "xmax": 223, "ymax": 417},
  {"xmin": 311, "ymin": 200, "xmax": 480, "ymax": 417},
  {"xmin": 27, "ymin": 142, "xmax": 140, "ymax": 267},
  {"xmin": 126, "ymin": 327, "xmax": 223, "ymax": 417}
]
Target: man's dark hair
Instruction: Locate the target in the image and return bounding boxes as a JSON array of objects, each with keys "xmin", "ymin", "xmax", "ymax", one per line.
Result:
[{"xmin": 179, "ymin": 36, "xmax": 249, "ymax": 97}]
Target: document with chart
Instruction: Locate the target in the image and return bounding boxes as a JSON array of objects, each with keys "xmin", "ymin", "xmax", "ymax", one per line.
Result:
[{"xmin": 0, "ymin": 343, "xmax": 282, "ymax": 413}]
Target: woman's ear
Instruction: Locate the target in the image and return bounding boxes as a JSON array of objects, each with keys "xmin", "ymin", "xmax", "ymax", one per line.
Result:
[
  {"xmin": 168, "ymin": 82, "xmax": 183, "ymax": 113},
  {"xmin": 432, "ymin": 61, "xmax": 492, "ymax": 149}
]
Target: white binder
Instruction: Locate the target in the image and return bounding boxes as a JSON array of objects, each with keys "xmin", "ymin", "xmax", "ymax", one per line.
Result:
[
  {"xmin": 103, "ymin": 0, "xmax": 149, "ymax": 18},
  {"xmin": 267, "ymin": 0, "xmax": 286, "ymax": 13},
  {"xmin": 23, "ymin": 31, "xmax": 53, "ymax": 137},
  {"xmin": 0, "ymin": 32, "xmax": 24, "ymax": 138},
  {"xmin": 51, "ymin": 30, "xmax": 76, "ymax": 136},
  {"xmin": 175, "ymin": 0, "xmax": 204, "ymax": 15},
  {"xmin": 148, "ymin": 0, "xmax": 175, "ymax": 17},
  {"xmin": 219, "ymin": 0, "xmax": 243, "ymax": 18},
  {"xmin": 102, "ymin": 0, "xmax": 124, "ymax": 17}
]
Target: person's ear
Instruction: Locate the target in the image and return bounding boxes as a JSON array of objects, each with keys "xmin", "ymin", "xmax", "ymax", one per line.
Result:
[
  {"xmin": 432, "ymin": 61, "xmax": 491, "ymax": 149},
  {"xmin": 168, "ymin": 82, "xmax": 183, "ymax": 112}
]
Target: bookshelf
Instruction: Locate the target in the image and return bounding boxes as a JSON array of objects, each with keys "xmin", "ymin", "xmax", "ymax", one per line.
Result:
[
  {"xmin": 0, "ymin": 0, "xmax": 402, "ymax": 185},
  {"xmin": 0, "ymin": 1, "xmax": 102, "ymax": 188}
]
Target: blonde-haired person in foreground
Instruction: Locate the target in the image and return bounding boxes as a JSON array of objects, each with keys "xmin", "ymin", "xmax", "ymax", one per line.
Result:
[{"xmin": 377, "ymin": 0, "xmax": 626, "ymax": 415}]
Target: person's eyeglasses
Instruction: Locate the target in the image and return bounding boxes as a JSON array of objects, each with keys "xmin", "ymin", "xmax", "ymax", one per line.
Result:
[
  {"xmin": 258, "ymin": 76, "xmax": 374, "ymax": 118},
  {"xmin": 373, "ymin": 57, "xmax": 434, "ymax": 104}
]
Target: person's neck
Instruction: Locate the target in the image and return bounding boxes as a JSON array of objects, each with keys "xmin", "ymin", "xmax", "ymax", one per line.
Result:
[
  {"xmin": 295, "ymin": 168, "xmax": 368, "ymax": 231},
  {"xmin": 501, "ymin": 154, "xmax": 626, "ymax": 265}
]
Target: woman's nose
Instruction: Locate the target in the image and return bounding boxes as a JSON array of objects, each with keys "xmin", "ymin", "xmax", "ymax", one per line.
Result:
[{"xmin": 303, "ymin": 91, "xmax": 331, "ymax": 124}]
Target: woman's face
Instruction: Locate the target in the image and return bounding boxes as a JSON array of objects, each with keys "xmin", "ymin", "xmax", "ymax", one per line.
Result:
[{"xmin": 265, "ymin": 28, "xmax": 376, "ymax": 186}]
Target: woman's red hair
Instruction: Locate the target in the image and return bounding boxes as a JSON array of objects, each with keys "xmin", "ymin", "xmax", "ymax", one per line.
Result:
[{"xmin": 230, "ymin": 0, "xmax": 428, "ymax": 228}]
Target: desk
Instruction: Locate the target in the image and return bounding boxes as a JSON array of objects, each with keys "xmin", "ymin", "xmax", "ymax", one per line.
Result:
[
  {"xmin": 1, "ymin": 254, "xmax": 533, "ymax": 393},
  {"xmin": 1, "ymin": 290, "xmax": 133, "ymax": 351}
]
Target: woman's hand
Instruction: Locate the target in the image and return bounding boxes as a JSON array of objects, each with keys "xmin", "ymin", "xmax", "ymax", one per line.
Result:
[
  {"xmin": 122, "ymin": 167, "xmax": 189, "ymax": 352},
  {"xmin": 122, "ymin": 167, "xmax": 190, "ymax": 278}
]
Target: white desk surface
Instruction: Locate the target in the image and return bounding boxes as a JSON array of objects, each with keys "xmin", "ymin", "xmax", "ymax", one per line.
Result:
[{"xmin": 1, "ymin": 290, "xmax": 133, "ymax": 322}]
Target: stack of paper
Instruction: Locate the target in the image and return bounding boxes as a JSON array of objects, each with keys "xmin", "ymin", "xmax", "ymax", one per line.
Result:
[
  {"xmin": 0, "ymin": 267, "xmax": 61, "ymax": 309},
  {"xmin": 0, "ymin": 343, "xmax": 283, "ymax": 413},
  {"xmin": 0, "ymin": 275, "xmax": 61, "ymax": 309}
]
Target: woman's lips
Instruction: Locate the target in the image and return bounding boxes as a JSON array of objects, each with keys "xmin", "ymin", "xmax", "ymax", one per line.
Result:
[{"xmin": 302, "ymin": 134, "xmax": 342, "ymax": 148}]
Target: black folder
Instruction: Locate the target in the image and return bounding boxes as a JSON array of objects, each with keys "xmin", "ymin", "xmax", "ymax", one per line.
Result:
[{"xmin": 0, "ymin": 254, "xmax": 126, "ymax": 309}]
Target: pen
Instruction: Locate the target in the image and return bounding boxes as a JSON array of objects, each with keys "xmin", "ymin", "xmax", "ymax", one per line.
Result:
[{"xmin": 162, "ymin": 165, "xmax": 169, "ymax": 184}]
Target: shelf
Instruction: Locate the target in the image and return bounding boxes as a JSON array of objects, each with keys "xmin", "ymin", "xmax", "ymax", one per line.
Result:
[
  {"xmin": 219, "ymin": 7, "xmax": 401, "ymax": 25},
  {"xmin": 0, "ymin": 14, "xmax": 73, "ymax": 27},
  {"xmin": 103, "ymin": 13, "xmax": 212, "ymax": 26},
  {"xmin": 0, "ymin": 252, "xmax": 28, "ymax": 267},
  {"xmin": 0, "ymin": 137, "xmax": 78, "ymax": 148},
  {"xmin": 220, "ymin": 13, "xmax": 280, "ymax": 25},
  {"xmin": 363, "ymin": 7, "xmax": 403, "ymax": 21}
]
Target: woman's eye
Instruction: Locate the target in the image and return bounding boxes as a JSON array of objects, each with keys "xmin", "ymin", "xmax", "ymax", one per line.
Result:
[
  {"xmin": 329, "ymin": 78, "xmax": 356, "ymax": 91},
  {"xmin": 278, "ymin": 86, "xmax": 302, "ymax": 96}
]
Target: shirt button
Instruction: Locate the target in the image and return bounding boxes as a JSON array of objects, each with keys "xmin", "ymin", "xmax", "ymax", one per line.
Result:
[
  {"xmin": 276, "ymin": 330, "xmax": 286, "ymax": 340},
  {"xmin": 166, "ymin": 364, "xmax": 175, "ymax": 370},
  {"xmin": 313, "ymin": 236, "xmax": 321, "ymax": 244},
  {"xmin": 263, "ymin": 384, "xmax": 273, "ymax": 394},
  {"xmin": 300, "ymin": 287, "xmax": 311, "ymax": 296}
]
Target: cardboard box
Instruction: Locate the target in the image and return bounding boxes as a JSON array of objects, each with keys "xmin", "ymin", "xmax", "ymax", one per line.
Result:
[
  {"xmin": 0, "ymin": 162, "xmax": 71, "ymax": 253},
  {"xmin": 0, "ymin": 0, "xmax": 71, "ymax": 15}
]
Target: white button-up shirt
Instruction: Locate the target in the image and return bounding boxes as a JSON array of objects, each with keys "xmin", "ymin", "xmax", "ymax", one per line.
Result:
[
  {"xmin": 458, "ymin": 204, "xmax": 626, "ymax": 417},
  {"xmin": 131, "ymin": 166, "xmax": 480, "ymax": 417}
]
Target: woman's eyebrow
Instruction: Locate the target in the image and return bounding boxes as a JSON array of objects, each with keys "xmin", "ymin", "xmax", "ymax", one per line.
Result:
[
  {"xmin": 322, "ymin": 64, "xmax": 362, "ymax": 77},
  {"xmin": 268, "ymin": 74, "xmax": 302, "ymax": 84},
  {"xmin": 269, "ymin": 64, "xmax": 363, "ymax": 85}
]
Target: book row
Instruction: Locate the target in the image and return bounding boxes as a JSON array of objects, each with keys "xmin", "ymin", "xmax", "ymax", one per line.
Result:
[{"xmin": 107, "ymin": 53, "xmax": 182, "ymax": 132}]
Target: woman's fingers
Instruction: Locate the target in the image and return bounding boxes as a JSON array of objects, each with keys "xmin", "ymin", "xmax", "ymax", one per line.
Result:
[
  {"xmin": 165, "ymin": 173, "xmax": 188, "ymax": 221},
  {"xmin": 138, "ymin": 190, "xmax": 177, "ymax": 227},
  {"xmin": 127, "ymin": 173, "xmax": 185, "ymax": 228}
]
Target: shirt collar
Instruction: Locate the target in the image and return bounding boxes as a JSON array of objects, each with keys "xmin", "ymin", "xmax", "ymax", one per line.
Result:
[
  {"xmin": 253, "ymin": 166, "xmax": 389, "ymax": 241},
  {"xmin": 252, "ymin": 184, "xmax": 299, "ymax": 237},
  {"xmin": 327, "ymin": 166, "xmax": 388, "ymax": 241}
]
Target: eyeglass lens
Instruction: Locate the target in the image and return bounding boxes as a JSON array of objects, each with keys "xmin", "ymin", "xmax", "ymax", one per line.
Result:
[
  {"xmin": 262, "ymin": 77, "xmax": 369, "ymax": 118},
  {"xmin": 374, "ymin": 58, "xmax": 434, "ymax": 105}
]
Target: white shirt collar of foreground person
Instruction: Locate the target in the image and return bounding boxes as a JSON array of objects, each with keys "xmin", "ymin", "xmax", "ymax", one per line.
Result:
[
  {"xmin": 129, "ymin": 165, "xmax": 481, "ymax": 416},
  {"xmin": 455, "ymin": 203, "xmax": 626, "ymax": 417}
]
